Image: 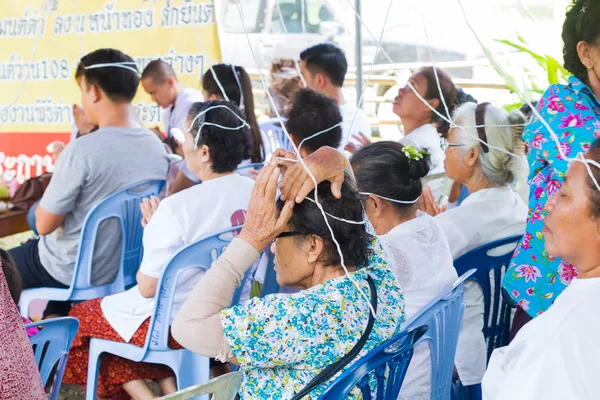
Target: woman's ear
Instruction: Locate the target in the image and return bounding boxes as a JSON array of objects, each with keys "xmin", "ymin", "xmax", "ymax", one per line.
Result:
[
  {"xmin": 199, "ymin": 144, "xmax": 211, "ymax": 163},
  {"xmin": 307, "ymin": 234, "xmax": 325, "ymax": 264},
  {"xmin": 465, "ymin": 146, "xmax": 480, "ymax": 168},
  {"xmin": 577, "ymin": 40, "xmax": 594, "ymax": 70},
  {"xmin": 428, "ymin": 98, "xmax": 440, "ymax": 111}
]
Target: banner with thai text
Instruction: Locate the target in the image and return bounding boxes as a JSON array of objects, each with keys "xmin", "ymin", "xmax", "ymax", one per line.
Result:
[{"xmin": 0, "ymin": 0, "xmax": 221, "ymax": 184}]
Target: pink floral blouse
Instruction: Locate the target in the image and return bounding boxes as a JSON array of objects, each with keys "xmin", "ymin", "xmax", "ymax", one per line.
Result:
[{"xmin": 503, "ymin": 76, "xmax": 600, "ymax": 317}]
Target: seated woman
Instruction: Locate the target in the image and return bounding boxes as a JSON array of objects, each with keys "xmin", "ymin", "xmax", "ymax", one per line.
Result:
[
  {"xmin": 421, "ymin": 102, "xmax": 529, "ymax": 388},
  {"xmin": 0, "ymin": 256, "xmax": 45, "ymax": 399},
  {"xmin": 63, "ymin": 100, "xmax": 255, "ymax": 400},
  {"xmin": 483, "ymin": 140, "xmax": 600, "ymax": 399},
  {"xmin": 351, "ymin": 142, "xmax": 458, "ymax": 399},
  {"xmin": 394, "ymin": 66, "xmax": 457, "ymax": 174},
  {"xmin": 171, "ymin": 64, "xmax": 263, "ymax": 194},
  {"xmin": 172, "ymin": 161, "xmax": 405, "ymax": 399}
]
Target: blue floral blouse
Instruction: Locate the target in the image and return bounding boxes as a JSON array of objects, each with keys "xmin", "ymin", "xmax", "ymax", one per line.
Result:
[
  {"xmin": 503, "ymin": 76, "xmax": 600, "ymax": 317},
  {"xmin": 220, "ymin": 227, "xmax": 405, "ymax": 399}
]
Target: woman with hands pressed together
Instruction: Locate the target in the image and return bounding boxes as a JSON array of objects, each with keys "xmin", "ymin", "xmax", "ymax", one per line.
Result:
[{"xmin": 172, "ymin": 159, "xmax": 405, "ymax": 399}]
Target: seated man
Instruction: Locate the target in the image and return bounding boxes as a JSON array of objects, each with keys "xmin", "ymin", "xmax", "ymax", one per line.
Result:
[
  {"xmin": 9, "ymin": 48, "xmax": 170, "ymax": 317},
  {"xmin": 286, "ymin": 88, "xmax": 343, "ymax": 157},
  {"xmin": 299, "ymin": 43, "xmax": 372, "ymax": 151}
]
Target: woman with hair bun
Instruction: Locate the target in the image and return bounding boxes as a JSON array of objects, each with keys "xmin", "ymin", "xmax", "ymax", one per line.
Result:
[
  {"xmin": 421, "ymin": 102, "xmax": 529, "ymax": 390},
  {"xmin": 503, "ymin": 0, "xmax": 600, "ymax": 331},
  {"xmin": 352, "ymin": 142, "xmax": 458, "ymax": 400},
  {"xmin": 393, "ymin": 66, "xmax": 457, "ymax": 174}
]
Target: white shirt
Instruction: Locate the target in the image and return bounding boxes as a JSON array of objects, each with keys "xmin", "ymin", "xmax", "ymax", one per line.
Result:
[
  {"xmin": 483, "ymin": 278, "xmax": 600, "ymax": 400},
  {"xmin": 162, "ymin": 87, "xmax": 204, "ymax": 135},
  {"xmin": 101, "ymin": 174, "xmax": 255, "ymax": 342},
  {"xmin": 399, "ymin": 124, "xmax": 444, "ymax": 175},
  {"xmin": 380, "ymin": 214, "xmax": 458, "ymax": 400},
  {"xmin": 435, "ymin": 186, "xmax": 528, "ymax": 385},
  {"xmin": 339, "ymin": 103, "xmax": 372, "ymax": 150}
]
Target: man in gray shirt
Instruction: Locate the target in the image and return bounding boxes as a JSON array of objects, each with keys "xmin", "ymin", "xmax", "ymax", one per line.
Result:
[{"xmin": 10, "ymin": 48, "xmax": 169, "ymax": 316}]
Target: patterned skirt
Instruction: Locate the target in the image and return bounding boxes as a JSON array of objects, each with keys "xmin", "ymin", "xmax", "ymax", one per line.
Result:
[{"xmin": 63, "ymin": 298, "xmax": 182, "ymax": 400}]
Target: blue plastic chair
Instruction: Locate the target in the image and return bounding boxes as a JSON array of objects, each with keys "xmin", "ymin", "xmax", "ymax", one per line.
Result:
[
  {"xmin": 19, "ymin": 180, "xmax": 165, "ymax": 318},
  {"xmin": 453, "ymin": 235, "xmax": 522, "ymax": 360},
  {"xmin": 260, "ymin": 118, "xmax": 293, "ymax": 157},
  {"xmin": 235, "ymin": 162, "xmax": 264, "ymax": 174},
  {"xmin": 318, "ymin": 326, "xmax": 428, "ymax": 399},
  {"xmin": 85, "ymin": 226, "xmax": 252, "ymax": 400},
  {"xmin": 403, "ymin": 269, "xmax": 476, "ymax": 400},
  {"xmin": 25, "ymin": 317, "xmax": 79, "ymax": 400}
]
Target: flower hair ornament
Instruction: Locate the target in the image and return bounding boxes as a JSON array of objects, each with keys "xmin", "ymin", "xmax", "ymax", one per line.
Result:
[
  {"xmin": 183, "ymin": 104, "xmax": 250, "ymax": 148},
  {"xmin": 403, "ymin": 145, "xmax": 428, "ymax": 163}
]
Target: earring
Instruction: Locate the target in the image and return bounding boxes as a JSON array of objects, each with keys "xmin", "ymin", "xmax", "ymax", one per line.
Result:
[{"xmin": 589, "ymin": 65, "xmax": 594, "ymax": 70}]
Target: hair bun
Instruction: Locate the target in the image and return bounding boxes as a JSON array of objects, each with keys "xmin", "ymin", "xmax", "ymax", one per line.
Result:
[{"xmin": 406, "ymin": 150, "xmax": 431, "ymax": 180}]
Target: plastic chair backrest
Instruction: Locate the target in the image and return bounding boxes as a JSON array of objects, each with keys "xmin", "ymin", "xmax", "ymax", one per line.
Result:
[
  {"xmin": 453, "ymin": 235, "xmax": 522, "ymax": 360},
  {"xmin": 260, "ymin": 118, "xmax": 293, "ymax": 157},
  {"xmin": 235, "ymin": 163, "xmax": 264, "ymax": 173},
  {"xmin": 25, "ymin": 317, "xmax": 79, "ymax": 400},
  {"xmin": 143, "ymin": 226, "xmax": 249, "ymax": 353},
  {"xmin": 158, "ymin": 371, "xmax": 243, "ymax": 400},
  {"xmin": 72, "ymin": 180, "xmax": 165, "ymax": 292},
  {"xmin": 404, "ymin": 269, "xmax": 475, "ymax": 400},
  {"xmin": 318, "ymin": 326, "xmax": 428, "ymax": 399}
]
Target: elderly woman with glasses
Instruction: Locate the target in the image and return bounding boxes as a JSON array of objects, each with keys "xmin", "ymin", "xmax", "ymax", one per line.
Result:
[
  {"xmin": 172, "ymin": 161, "xmax": 405, "ymax": 399},
  {"xmin": 420, "ymin": 102, "xmax": 529, "ymax": 389}
]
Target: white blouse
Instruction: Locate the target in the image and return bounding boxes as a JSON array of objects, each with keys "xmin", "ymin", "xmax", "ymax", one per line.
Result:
[
  {"xmin": 380, "ymin": 213, "xmax": 458, "ymax": 400},
  {"xmin": 399, "ymin": 123, "xmax": 444, "ymax": 175},
  {"xmin": 434, "ymin": 186, "xmax": 528, "ymax": 385},
  {"xmin": 483, "ymin": 278, "xmax": 600, "ymax": 400}
]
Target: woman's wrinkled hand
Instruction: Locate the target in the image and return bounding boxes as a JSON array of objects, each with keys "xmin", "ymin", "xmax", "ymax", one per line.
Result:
[
  {"xmin": 239, "ymin": 161, "xmax": 295, "ymax": 251},
  {"xmin": 419, "ymin": 185, "xmax": 447, "ymax": 216},
  {"xmin": 140, "ymin": 196, "xmax": 161, "ymax": 227},
  {"xmin": 276, "ymin": 146, "xmax": 345, "ymax": 203}
]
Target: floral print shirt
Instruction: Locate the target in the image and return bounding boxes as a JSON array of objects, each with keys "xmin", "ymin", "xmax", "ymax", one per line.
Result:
[
  {"xmin": 503, "ymin": 76, "xmax": 600, "ymax": 317},
  {"xmin": 220, "ymin": 227, "xmax": 405, "ymax": 399}
]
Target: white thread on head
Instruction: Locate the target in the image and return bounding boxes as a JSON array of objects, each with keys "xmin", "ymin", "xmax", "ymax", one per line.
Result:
[
  {"xmin": 360, "ymin": 192, "xmax": 420, "ymax": 205},
  {"xmin": 83, "ymin": 62, "xmax": 139, "ymax": 74},
  {"xmin": 234, "ymin": 0, "xmax": 376, "ymax": 317},
  {"xmin": 209, "ymin": 66, "xmax": 230, "ymax": 102},
  {"xmin": 231, "ymin": 64, "xmax": 245, "ymax": 111},
  {"xmin": 274, "ymin": 1, "xmax": 308, "ymax": 88},
  {"xmin": 297, "ymin": 123, "xmax": 344, "ymax": 155},
  {"xmin": 304, "ymin": 197, "xmax": 367, "ymax": 225},
  {"xmin": 184, "ymin": 104, "xmax": 250, "ymax": 148}
]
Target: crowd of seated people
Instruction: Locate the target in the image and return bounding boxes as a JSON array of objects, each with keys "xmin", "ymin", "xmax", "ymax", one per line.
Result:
[{"xmin": 2, "ymin": 2, "xmax": 600, "ymax": 398}]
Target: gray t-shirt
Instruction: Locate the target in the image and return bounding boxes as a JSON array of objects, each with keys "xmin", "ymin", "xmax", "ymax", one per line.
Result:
[{"xmin": 38, "ymin": 126, "xmax": 169, "ymax": 286}]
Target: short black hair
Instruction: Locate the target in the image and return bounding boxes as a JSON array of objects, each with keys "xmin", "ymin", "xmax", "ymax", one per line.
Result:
[
  {"xmin": 188, "ymin": 100, "xmax": 249, "ymax": 173},
  {"xmin": 286, "ymin": 88, "xmax": 342, "ymax": 154},
  {"xmin": 277, "ymin": 178, "xmax": 370, "ymax": 268},
  {"xmin": 562, "ymin": 0, "xmax": 600, "ymax": 84},
  {"xmin": 300, "ymin": 43, "xmax": 347, "ymax": 87},
  {"xmin": 352, "ymin": 142, "xmax": 431, "ymax": 213},
  {"xmin": 75, "ymin": 48, "xmax": 139, "ymax": 103},
  {"xmin": 141, "ymin": 59, "xmax": 178, "ymax": 84},
  {"xmin": 1, "ymin": 248, "xmax": 22, "ymax": 305}
]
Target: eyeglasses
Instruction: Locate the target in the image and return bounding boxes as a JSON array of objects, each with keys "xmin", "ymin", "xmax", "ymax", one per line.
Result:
[
  {"xmin": 275, "ymin": 231, "xmax": 306, "ymax": 239},
  {"xmin": 441, "ymin": 142, "xmax": 466, "ymax": 151}
]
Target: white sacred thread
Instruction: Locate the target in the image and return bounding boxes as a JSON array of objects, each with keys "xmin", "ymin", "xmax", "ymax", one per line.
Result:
[
  {"xmin": 360, "ymin": 192, "xmax": 420, "ymax": 205},
  {"xmin": 84, "ymin": 61, "xmax": 139, "ymax": 74},
  {"xmin": 184, "ymin": 104, "xmax": 250, "ymax": 148},
  {"xmin": 234, "ymin": 0, "xmax": 377, "ymax": 317},
  {"xmin": 304, "ymin": 197, "xmax": 368, "ymax": 225},
  {"xmin": 297, "ymin": 123, "xmax": 344, "ymax": 155}
]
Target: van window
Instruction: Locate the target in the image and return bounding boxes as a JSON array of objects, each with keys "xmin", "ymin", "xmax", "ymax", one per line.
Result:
[
  {"xmin": 271, "ymin": 0, "xmax": 332, "ymax": 34},
  {"xmin": 223, "ymin": 0, "xmax": 265, "ymax": 33}
]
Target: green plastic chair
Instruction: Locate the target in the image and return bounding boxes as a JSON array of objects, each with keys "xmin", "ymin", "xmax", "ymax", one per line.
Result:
[{"xmin": 158, "ymin": 371, "xmax": 244, "ymax": 400}]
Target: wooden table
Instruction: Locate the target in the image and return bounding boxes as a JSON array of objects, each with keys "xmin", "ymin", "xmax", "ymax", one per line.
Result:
[{"xmin": 0, "ymin": 209, "xmax": 30, "ymax": 238}]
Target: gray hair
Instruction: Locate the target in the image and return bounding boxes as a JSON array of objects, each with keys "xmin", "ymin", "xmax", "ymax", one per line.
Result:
[{"xmin": 453, "ymin": 102, "xmax": 528, "ymax": 186}]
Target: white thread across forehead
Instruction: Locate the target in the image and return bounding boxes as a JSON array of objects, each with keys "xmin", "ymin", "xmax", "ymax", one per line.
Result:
[
  {"xmin": 359, "ymin": 192, "xmax": 420, "ymax": 205},
  {"xmin": 184, "ymin": 104, "xmax": 250, "ymax": 148},
  {"xmin": 84, "ymin": 61, "xmax": 139, "ymax": 74},
  {"xmin": 234, "ymin": 0, "xmax": 376, "ymax": 317},
  {"xmin": 231, "ymin": 64, "xmax": 245, "ymax": 111}
]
